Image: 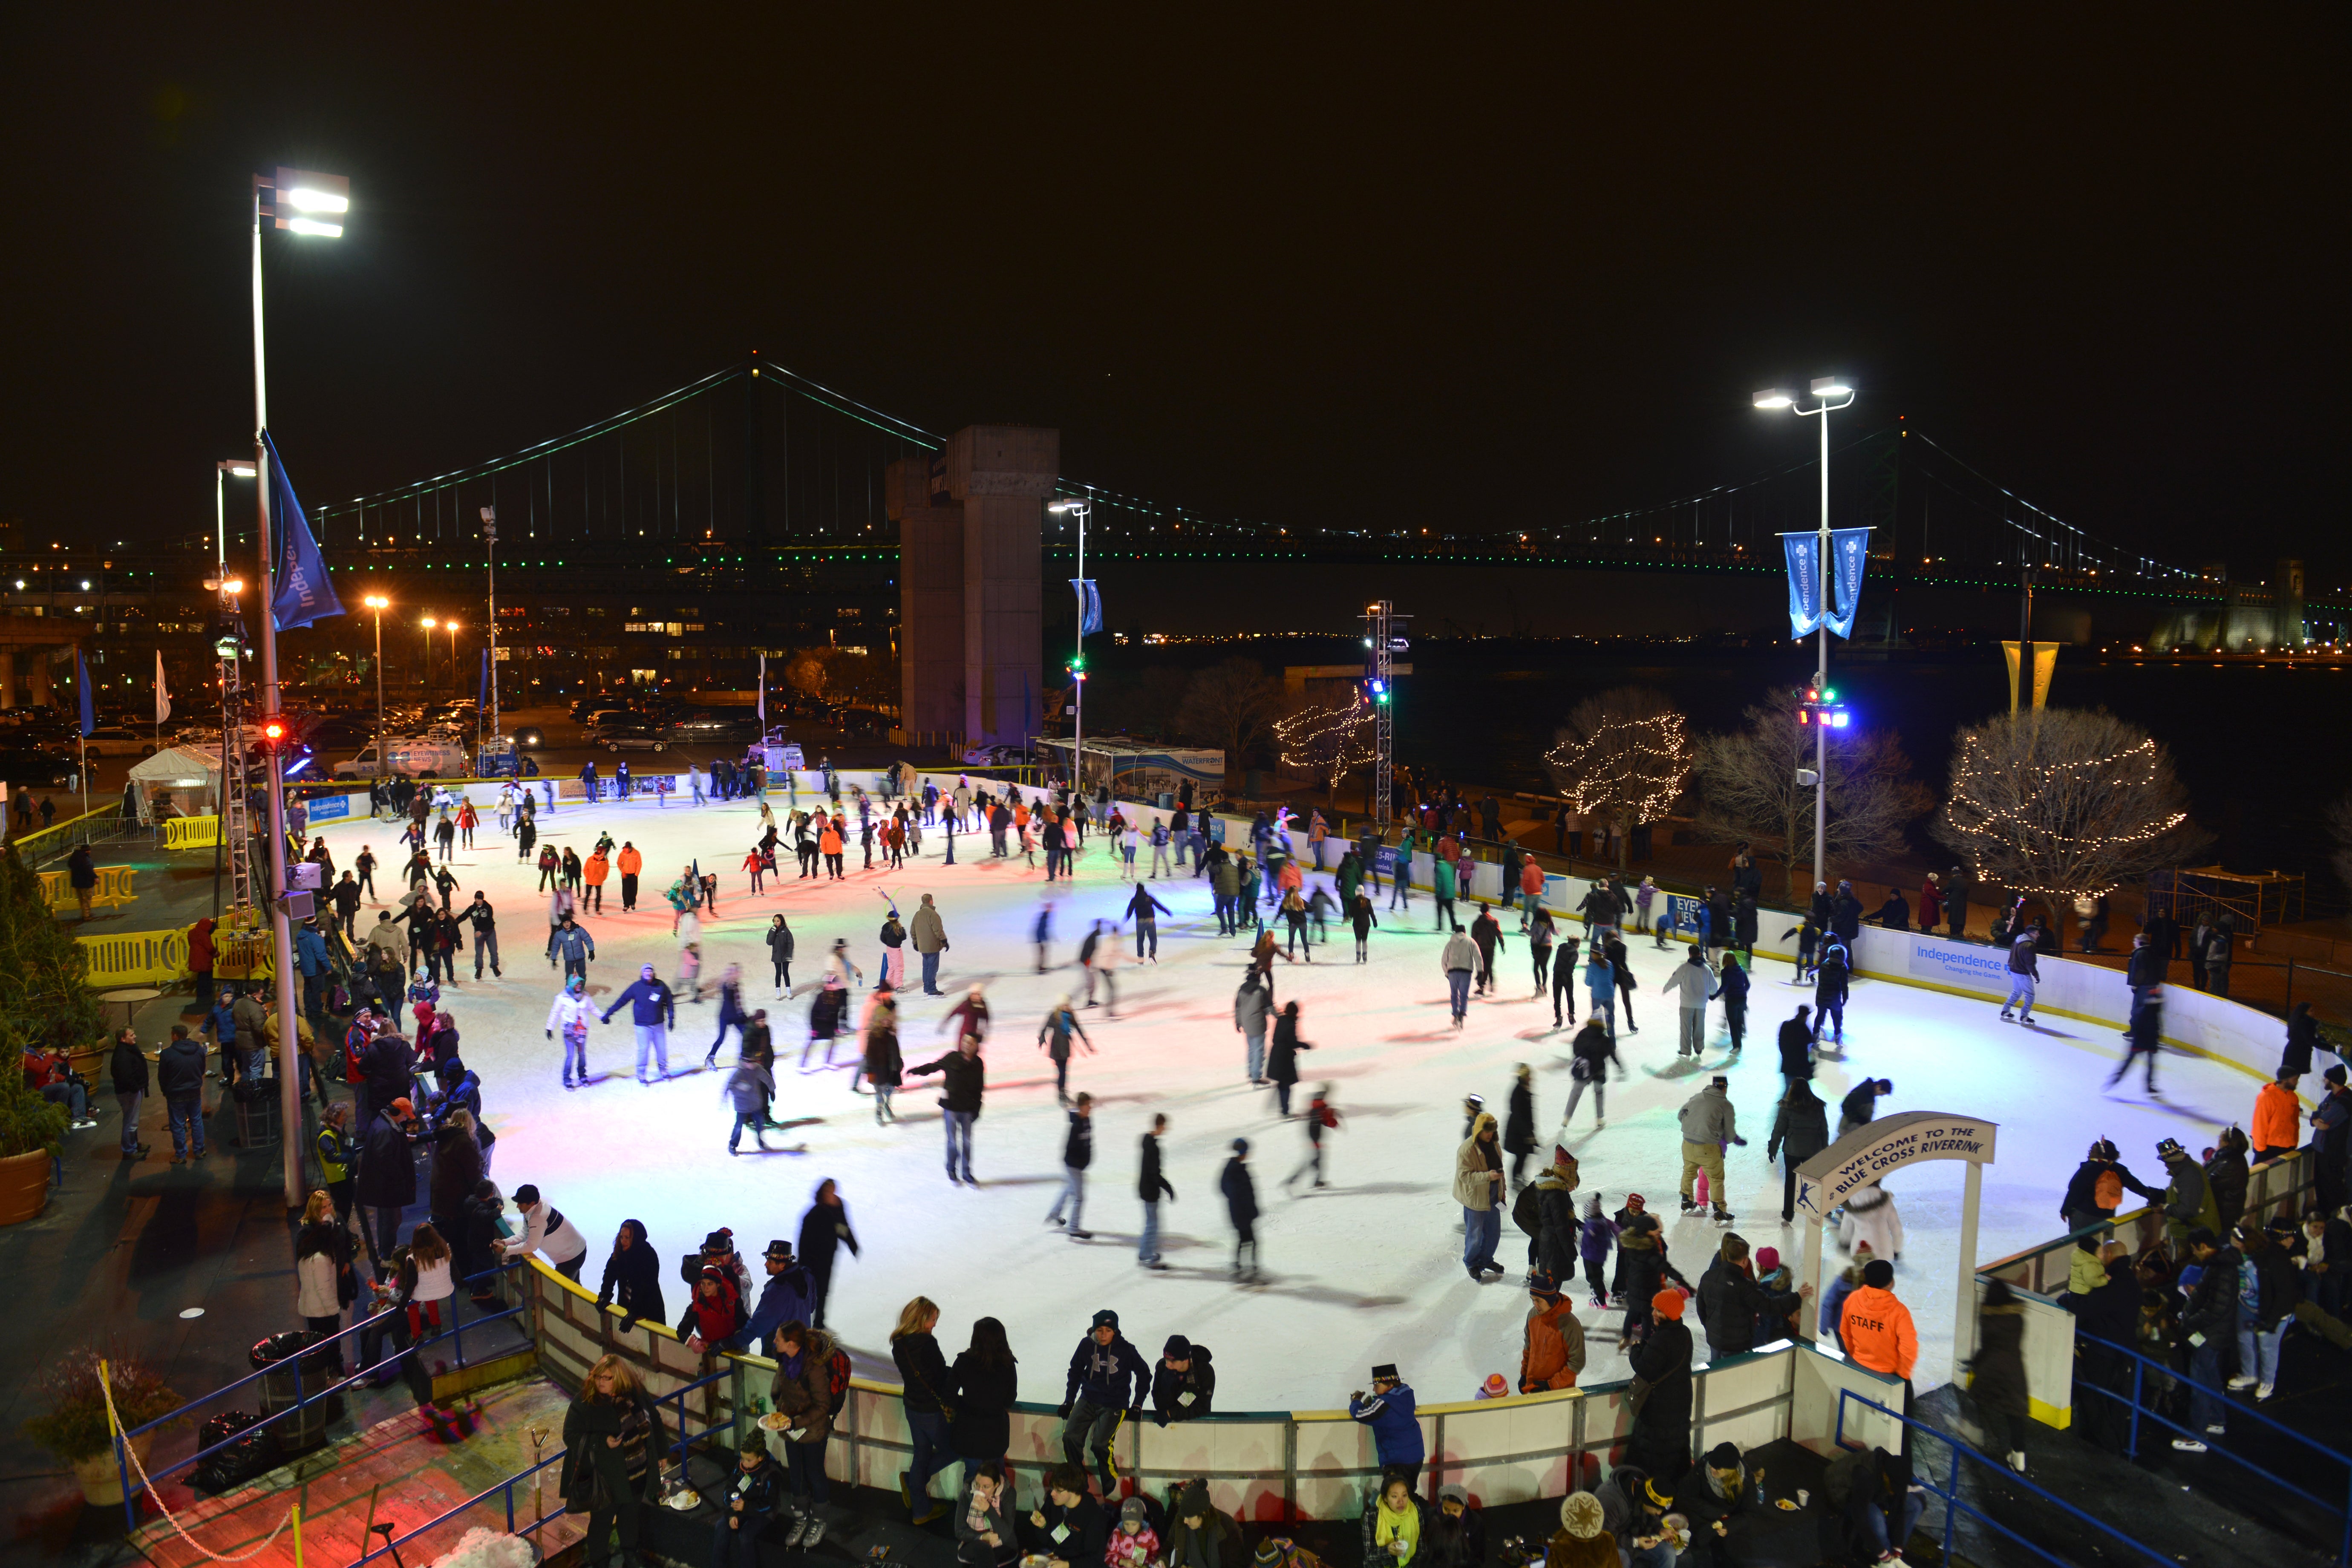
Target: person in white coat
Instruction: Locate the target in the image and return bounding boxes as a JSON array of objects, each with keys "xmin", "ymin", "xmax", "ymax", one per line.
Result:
[
  {"xmin": 545, "ymin": 974, "xmax": 599, "ymax": 1090},
  {"xmin": 496, "ymin": 1183, "xmax": 590, "ymax": 1281},
  {"xmin": 1659, "ymin": 948, "xmax": 1717, "ymax": 1060},
  {"xmin": 1838, "ymin": 1181, "xmax": 1905, "ymax": 1261}
]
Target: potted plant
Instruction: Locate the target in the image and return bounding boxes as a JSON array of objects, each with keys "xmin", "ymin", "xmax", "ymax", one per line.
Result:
[
  {"xmin": 0, "ymin": 846, "xmax": 101, "ymax": 1222},
  {"xmin": 22, "ymin": 1349, "xmax": 183, "ymax": 1506}
]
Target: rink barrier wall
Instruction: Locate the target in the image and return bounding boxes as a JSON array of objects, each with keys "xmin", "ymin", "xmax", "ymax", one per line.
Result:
[
  {"xmin": 513, "ymin": 1258, "xmax": 1905, "ymax": 1519},
  {"xmin": 1968, "ymin": 1149, "xmax": 2318, "ymax": 1430}
]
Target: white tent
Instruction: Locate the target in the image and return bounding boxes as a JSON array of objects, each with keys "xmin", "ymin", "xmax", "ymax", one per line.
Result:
[{"xmin": 125, "ymin": 745, "xmax": 222, "ymax": 824}]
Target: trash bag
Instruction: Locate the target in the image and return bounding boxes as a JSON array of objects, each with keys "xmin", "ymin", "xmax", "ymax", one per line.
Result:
[{"xmin": 190, "ymin": 1412, "xmax": 282, "ymax": 1495}]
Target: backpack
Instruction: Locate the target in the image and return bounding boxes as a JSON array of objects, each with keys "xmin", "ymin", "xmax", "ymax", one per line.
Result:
[
  {"xmin": 826, "ymin": 1344, "xmax": 853, "ymax": 1415},
  {"xmin": 2094, "ymin": 1169, "xmax": 2124, "ymax": 1211}
]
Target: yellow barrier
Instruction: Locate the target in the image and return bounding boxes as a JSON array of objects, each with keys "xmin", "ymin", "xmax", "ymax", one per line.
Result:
[
  {"xmin": 78, "ymin": 928, "xmax": 191, "ymax": 988},
  {"xmin": 37, "ymin": 865, "xmax": 135, "ymax": 911},
  {"xmin": 164, "ymin": 816, "xmax": 221, "ymax": 849}
]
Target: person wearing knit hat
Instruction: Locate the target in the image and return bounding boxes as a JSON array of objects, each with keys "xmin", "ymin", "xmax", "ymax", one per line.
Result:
[
  {"xmin": 1674, "ymin": 1441, "xmax": 1750, "ymax": 1551},
  {"xmin": 1152, "ymin": 1333, "xmax": 1215, "ymax": 1425},
  {"xmin": 1547, "ymin": 1491, "xmax": 1615, "ymax": 1568},
  {"xmin": 1107, "ymin": 1495, "xmax": 1160, "ymax": 1568},
  {"xmin": 1623, "ymin": 1284, "xmax": 1695, "ymax": 1484},
  {"xmin": 1520, "ymin": 1268, "xmax": 1585, "ymax": 1393},
  {"xmin": 1058, "ymin": 1311, "xmax": 1149, "ymax": 1493},
  {"xmin": 1435, "ymin": 1482, "xmax": 1484, "ymax": 1567},
  {"xmin": 1221, "ymin": 1139, "xmax": 1262, "ymax": 1282}
]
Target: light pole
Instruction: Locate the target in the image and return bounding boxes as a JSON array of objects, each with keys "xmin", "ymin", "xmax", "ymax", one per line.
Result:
[
  {"xmin": 481, "ymin": 507, "xmax": 500, "ymax": 746},
  {"xmin": 420, "ymin": 617, "xmax": 438, "ymax": 698},
  {"xmin": 363, "ymin": 595, "xmax": 389, "ymax": 775},
  {"xmin": 1047, "ymin": 498, "xmax": 1091, "ymax": 798},
  {"xmin": 1754, "ymin": 376, "xmax": 1855, "ymax": 898},
  {"xmin": 251, "ymin": 164, "xmax": 346, "ymax": 1210}
]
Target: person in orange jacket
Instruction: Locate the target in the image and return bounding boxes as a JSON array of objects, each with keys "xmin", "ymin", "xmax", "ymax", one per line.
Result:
[
  {"xmin": 582, "ymin": 847, "xmax": 611, "ymax": 913},
  {"xmin": 819, "ymin": 819, "xmax": 846, "ymax": 880},
  {"xmin": 1519, "ymin": 1271, "xmax": 1587, "ymax": 1392},
  {"xmin": 1840, "ymin": 1257, "xmax": 1918, "ymax": 1385},
  {"xmin": 2252, "ymin": 1069, "xmax": 2304, "ymax": 1163},
  {"xmin": 1517, "ymin": 857, "xmax": 1546, "ymax": 932},
  {"xmin": 616, "ymin": 842, "xmax": 643, "ymax": 911}
]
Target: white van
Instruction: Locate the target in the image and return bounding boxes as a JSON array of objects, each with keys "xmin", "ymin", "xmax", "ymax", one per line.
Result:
[{"xmin": 333, "ymin": 738, "xmax": 471, "ymax": 779}]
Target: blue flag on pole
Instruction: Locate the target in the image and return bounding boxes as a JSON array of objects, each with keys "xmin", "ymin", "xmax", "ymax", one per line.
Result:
[
  {"xmin": 1822, "ymin": 527, "xmax": 1873, "ymax": 639},
  {"xmin": 1781, "ymin": 533, "xmax": 1824, "ymax": 638},
  {"xmin": 1069, "ymin": 579, "xmax": 1102, "ymax": 637},
  {"xmin": 76, "ymin": 649, "xmax": 94, "ymax": 737},
  {"xmin": 264, "ymin": 433, "xmax": 345, "ymax": 631}
]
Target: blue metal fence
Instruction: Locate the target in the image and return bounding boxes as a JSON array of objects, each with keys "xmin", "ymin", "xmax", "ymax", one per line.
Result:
[
  {"xmin": 111, "ymin": 1258, "xmax": 532, "ymax": 1532},
  {"xmin": 1833, "ymin": 1388, "xmax": 2172, "ymax": 1568}
]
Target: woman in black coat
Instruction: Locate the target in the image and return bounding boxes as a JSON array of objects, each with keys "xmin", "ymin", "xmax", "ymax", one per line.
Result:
[
  {"xmin": 1267, "ymin": 1002, "xmax": 1311, "ymax": 1117},
  {"xmin": 594, "ymin": 1219, "xmax": 665, "ymax": 1331},
  {"xmin": 1503, "ymin": 1064, "xmax": 1538, "ymax": 1185},
  {"xmin": 1623, "ymin": 1297, "xmax": 1694, "ymax": 1484},
  {"xmin": 948, "ymin": 1316, "xmax": 1020, "ymax": 1482},
  {"xmin": 1970, "ymin": 1280, "xmax": 2030, "ymax": 1468},
  {"xmin": 767, "ymin": 914, "xmax": 796, "ymax": 994},
  {"xmin": 2283, "ymin": 1002, "xmax": 2322, "ymax": 1077},
  {"xmin": 1766, "ymin": 1081, "xmax": 1831, "ymax": 1225},
  {"xmin": 560, "ymin": 1354, "xmax": 666, "ymax": 1565}
]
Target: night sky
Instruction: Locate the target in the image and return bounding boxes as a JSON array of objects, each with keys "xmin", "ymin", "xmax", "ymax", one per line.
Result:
[{"xmin": 2, "ymin": 13, "xmax": 2340, "ymax": 581}]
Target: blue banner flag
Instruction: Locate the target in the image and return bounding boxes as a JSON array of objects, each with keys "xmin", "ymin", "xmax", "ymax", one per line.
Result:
[
  {"xmin": 1069, "ymin": 579, "xmax": 1102, "ymax": 637},
  {"xmin": 264, "ymin": 434, "xmax": 345, "ymax": 631},
  {"xmin": 1823, "ymin": 527, "xmax": 1873, "ymax": 639},
  {"xmin": 76, "ymin": 649, "xmax": 94, "ymax": 737},
  {"xmin": 1781, "ymin": 533, "xmax": 1824, "ymax": 638}
]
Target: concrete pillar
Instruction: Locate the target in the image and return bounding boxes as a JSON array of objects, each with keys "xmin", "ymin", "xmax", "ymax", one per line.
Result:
[
  {"xmin": 885, "ymin": 458, "xmax": 966, "ymax": 739},
  {"xmin": 30, "ymin": 650, "xmax": 53, "ymax": 708},
  {"xmin": 0, "ymin": 651, "xmax": 14, "ymax": 710},
  {"xmin": 945, "ymin": 426, "xmax": 1056, "ymax": 747}
]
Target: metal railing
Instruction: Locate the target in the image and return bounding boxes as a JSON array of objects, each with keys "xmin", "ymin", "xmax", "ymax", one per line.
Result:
[
  {"xmin": 347, "ymin": 1363, "xmax": 738, "ymax": 1568},
  {"xmin": 1833, "ymin": 1388, "xmax": 2171, "ymax": 1568},
  {"xmin": 111, "ymin": 1258, "xmax": 534, "ymax": 1532},
  {"xmin": 2069, "ymin": 1334, "xmax": 2352, "ymax": 1562},
  {"xmin": 12, "ymin": 802, "xmax": 126, "ymax": 865}
]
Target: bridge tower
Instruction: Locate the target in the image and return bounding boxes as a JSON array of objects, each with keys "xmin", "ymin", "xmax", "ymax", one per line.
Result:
[{"xmin": 884, "ymin": 426, "xmax": 1058, "ymax": 749}]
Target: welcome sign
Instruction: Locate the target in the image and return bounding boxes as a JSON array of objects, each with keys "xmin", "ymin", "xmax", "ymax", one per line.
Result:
[{"xmin": 1794, "ymin": 1110, "xmax": 1998, "ymax": 1222}]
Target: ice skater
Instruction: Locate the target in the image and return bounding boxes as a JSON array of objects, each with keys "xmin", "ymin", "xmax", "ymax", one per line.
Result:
[
  {"xmin": 705, "ymin": 964, "xmax": 747, "ymax": 1068},
  {"xmin": 1038, "ymin": 996, "xmax": 1095, "ymax": 1104},
  {"xmin": 1660, "ymin": 945, "xmax": 1715, "ymax": 1058},
  {"xmin": 1283, "ymin": 1084, "xmax": 1342, "ymax": 1191},
  {"xmin": 1221, "ymin": 1139, "xmax": 1262, "ymax": 1283},
  {"xmin": 2105, "ymin": 983, "xmax": 2165, "ymax": 1096},
  {"xmin": 1559, "ymin": 1013, "xmax": 1621, "ymax": 1130},
  {"xmin": 1813, "ymin": 941, "xmax": 1850, "ymax": 1046},
  {"xmin": 545, "ymin": 974, "xmax": 597, "ymax": 1090},
  {"xmin": 906, "ymin": 1034, "xmax": 984, "ymax": 1184},
  {"xmin": 600, "ymin": 963, "xmax": 677, "ymax": 1084},
  {"xmin": 2000, "ymin": 928, "xmax": 2041, "ymax": 1024},
  {"xmin": 1442, "ymin": 925, "xmax": 1478, "ymax": 1028},
  {"xmin": 1043, "ymin": 1093, "xmax": 1095, "ymax": 1239}
]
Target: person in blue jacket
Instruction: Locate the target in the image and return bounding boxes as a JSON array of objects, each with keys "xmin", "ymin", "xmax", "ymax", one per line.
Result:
[
  {"xmin": 1349, "ymin": 1363, "xmax": 1424, "ymax": 1490},
  {"xmin": 294, "ymin": 919, "xmax": 333, "ymax": 1026},
  {"xmin": 1059, "ymin": 1308, "xmax": 1150, "ymax": 1493},
  {"xmin": 602, "ymin": 963, "xmax": 677, "ymax": 1084},
  {"xmin": 704, "ymin": 1237, "xmax": 814, "ymax": 1358}
]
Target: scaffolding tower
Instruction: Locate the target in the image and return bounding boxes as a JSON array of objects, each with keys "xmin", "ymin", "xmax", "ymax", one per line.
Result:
[{"xmin": 1362, "ymin": 600, "xmax": 1408, "ymax": 824}]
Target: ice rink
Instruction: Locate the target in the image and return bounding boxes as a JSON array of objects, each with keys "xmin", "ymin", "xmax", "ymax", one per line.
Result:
[{"xmin": 311, "ymin": 787, "xmax": 2264, "ymax": 1408}]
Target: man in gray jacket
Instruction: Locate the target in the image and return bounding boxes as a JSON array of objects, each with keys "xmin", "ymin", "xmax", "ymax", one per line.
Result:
[
  {"xmin": 1234, "ymin": 973, "xmax": 1273, "ymax": 1084},
  {"xmin": 1678, "ymin": 1075, "xmax": 1744, "ymax": 1223},
  {"xmin": 1441, "ymin": 928, "xmax": 1479, "ymax": 1029},
  {"xmin": 911, "ymin": 894, "xmax": 949, "ymax": 996}
]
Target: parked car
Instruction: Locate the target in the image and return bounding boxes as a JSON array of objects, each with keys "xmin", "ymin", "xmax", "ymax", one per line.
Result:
[
  {"xmin": 597, "ymin": 725, "xmax": 669, "ymax": 753},
  {"xmin": 331, "ymin": 738, "xmax": 470, "ymax": 779},
  {"xmin": 665, "ymin": 710, "xmax": 757, "ymax": 742},
  {"xmin": 77, "ymin": 724, "xmax": 156, "ymax": 757},
  {"xmin": 0, "ymin": 748, "xmax": 81, "ymax": 790}
]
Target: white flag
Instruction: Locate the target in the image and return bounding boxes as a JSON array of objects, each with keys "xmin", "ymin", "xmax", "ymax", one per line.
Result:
[{"xmin": 154, "ymin": 651, "xmax": 172, "ymax": 724}]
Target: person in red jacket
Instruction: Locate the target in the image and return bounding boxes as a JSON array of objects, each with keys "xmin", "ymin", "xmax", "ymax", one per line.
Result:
[{"xmin": 677, "ymin": 1262, "xmax": 747, "ymax": 1347}]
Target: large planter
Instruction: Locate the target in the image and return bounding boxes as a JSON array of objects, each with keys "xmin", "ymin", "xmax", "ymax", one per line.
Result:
[
  {"xmin": 0, "ymin": 1147, "xmax": 50, "ymax": 1225},
  {"xmin": 69, "ymin": 1432, "xmax": 154, "ymax": 1507}
]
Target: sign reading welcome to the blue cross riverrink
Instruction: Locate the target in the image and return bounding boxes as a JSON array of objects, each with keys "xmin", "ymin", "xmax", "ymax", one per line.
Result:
[{"xmin": 1793, "ymin": 1111, "xmax": 1999, "ymax": 1222}]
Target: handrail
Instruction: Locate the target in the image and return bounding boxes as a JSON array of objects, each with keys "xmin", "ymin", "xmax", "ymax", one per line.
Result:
[
  {"xmin": 13, "ymin": 802, "xmax": 126, "ymax": 865},
  {"xmin": 2068, "ymin": 1326, "xmax": 2352, "ymax": 1559},
  {"xmin": 1833, "ymin": 1388, "xmax": 2170, "ymax": 1568},
  {"xmin": 346, "ymin": 1363, "xmax": 738, "ymax": 1568},
  {"xmin": 113, "ymin": 1259, "xmax": 534, "ymax": 1531}
]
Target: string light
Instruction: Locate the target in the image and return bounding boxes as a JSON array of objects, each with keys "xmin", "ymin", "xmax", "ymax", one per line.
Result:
[
  {"xmin": 1545, "ymin": 712, "xmax": 1692, "ymax": 824},
  {"xmin": 1275, "ymin": 694, "xmax": 1377, "ymax": 786},
  {"xmin": 1941, "ymin": 728, "xmax": 2191, "ymax": 897}
]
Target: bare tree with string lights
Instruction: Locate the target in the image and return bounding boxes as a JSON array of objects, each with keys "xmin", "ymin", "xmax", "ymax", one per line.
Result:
[
  {"xmin": 1275, "ymin": 691, "xmax": 1377, "ymax": 805},
  {"xmin": 1932, "ymin": 709, "xmax": 2209, "ymax": 929},
  {"xmin": 1693, "ymin": 686, "xmax": 1933, "ymax": 901},
  {"xmin": 1544, "ymin": 686, "xmax": 1692, "ymax": 871}
]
